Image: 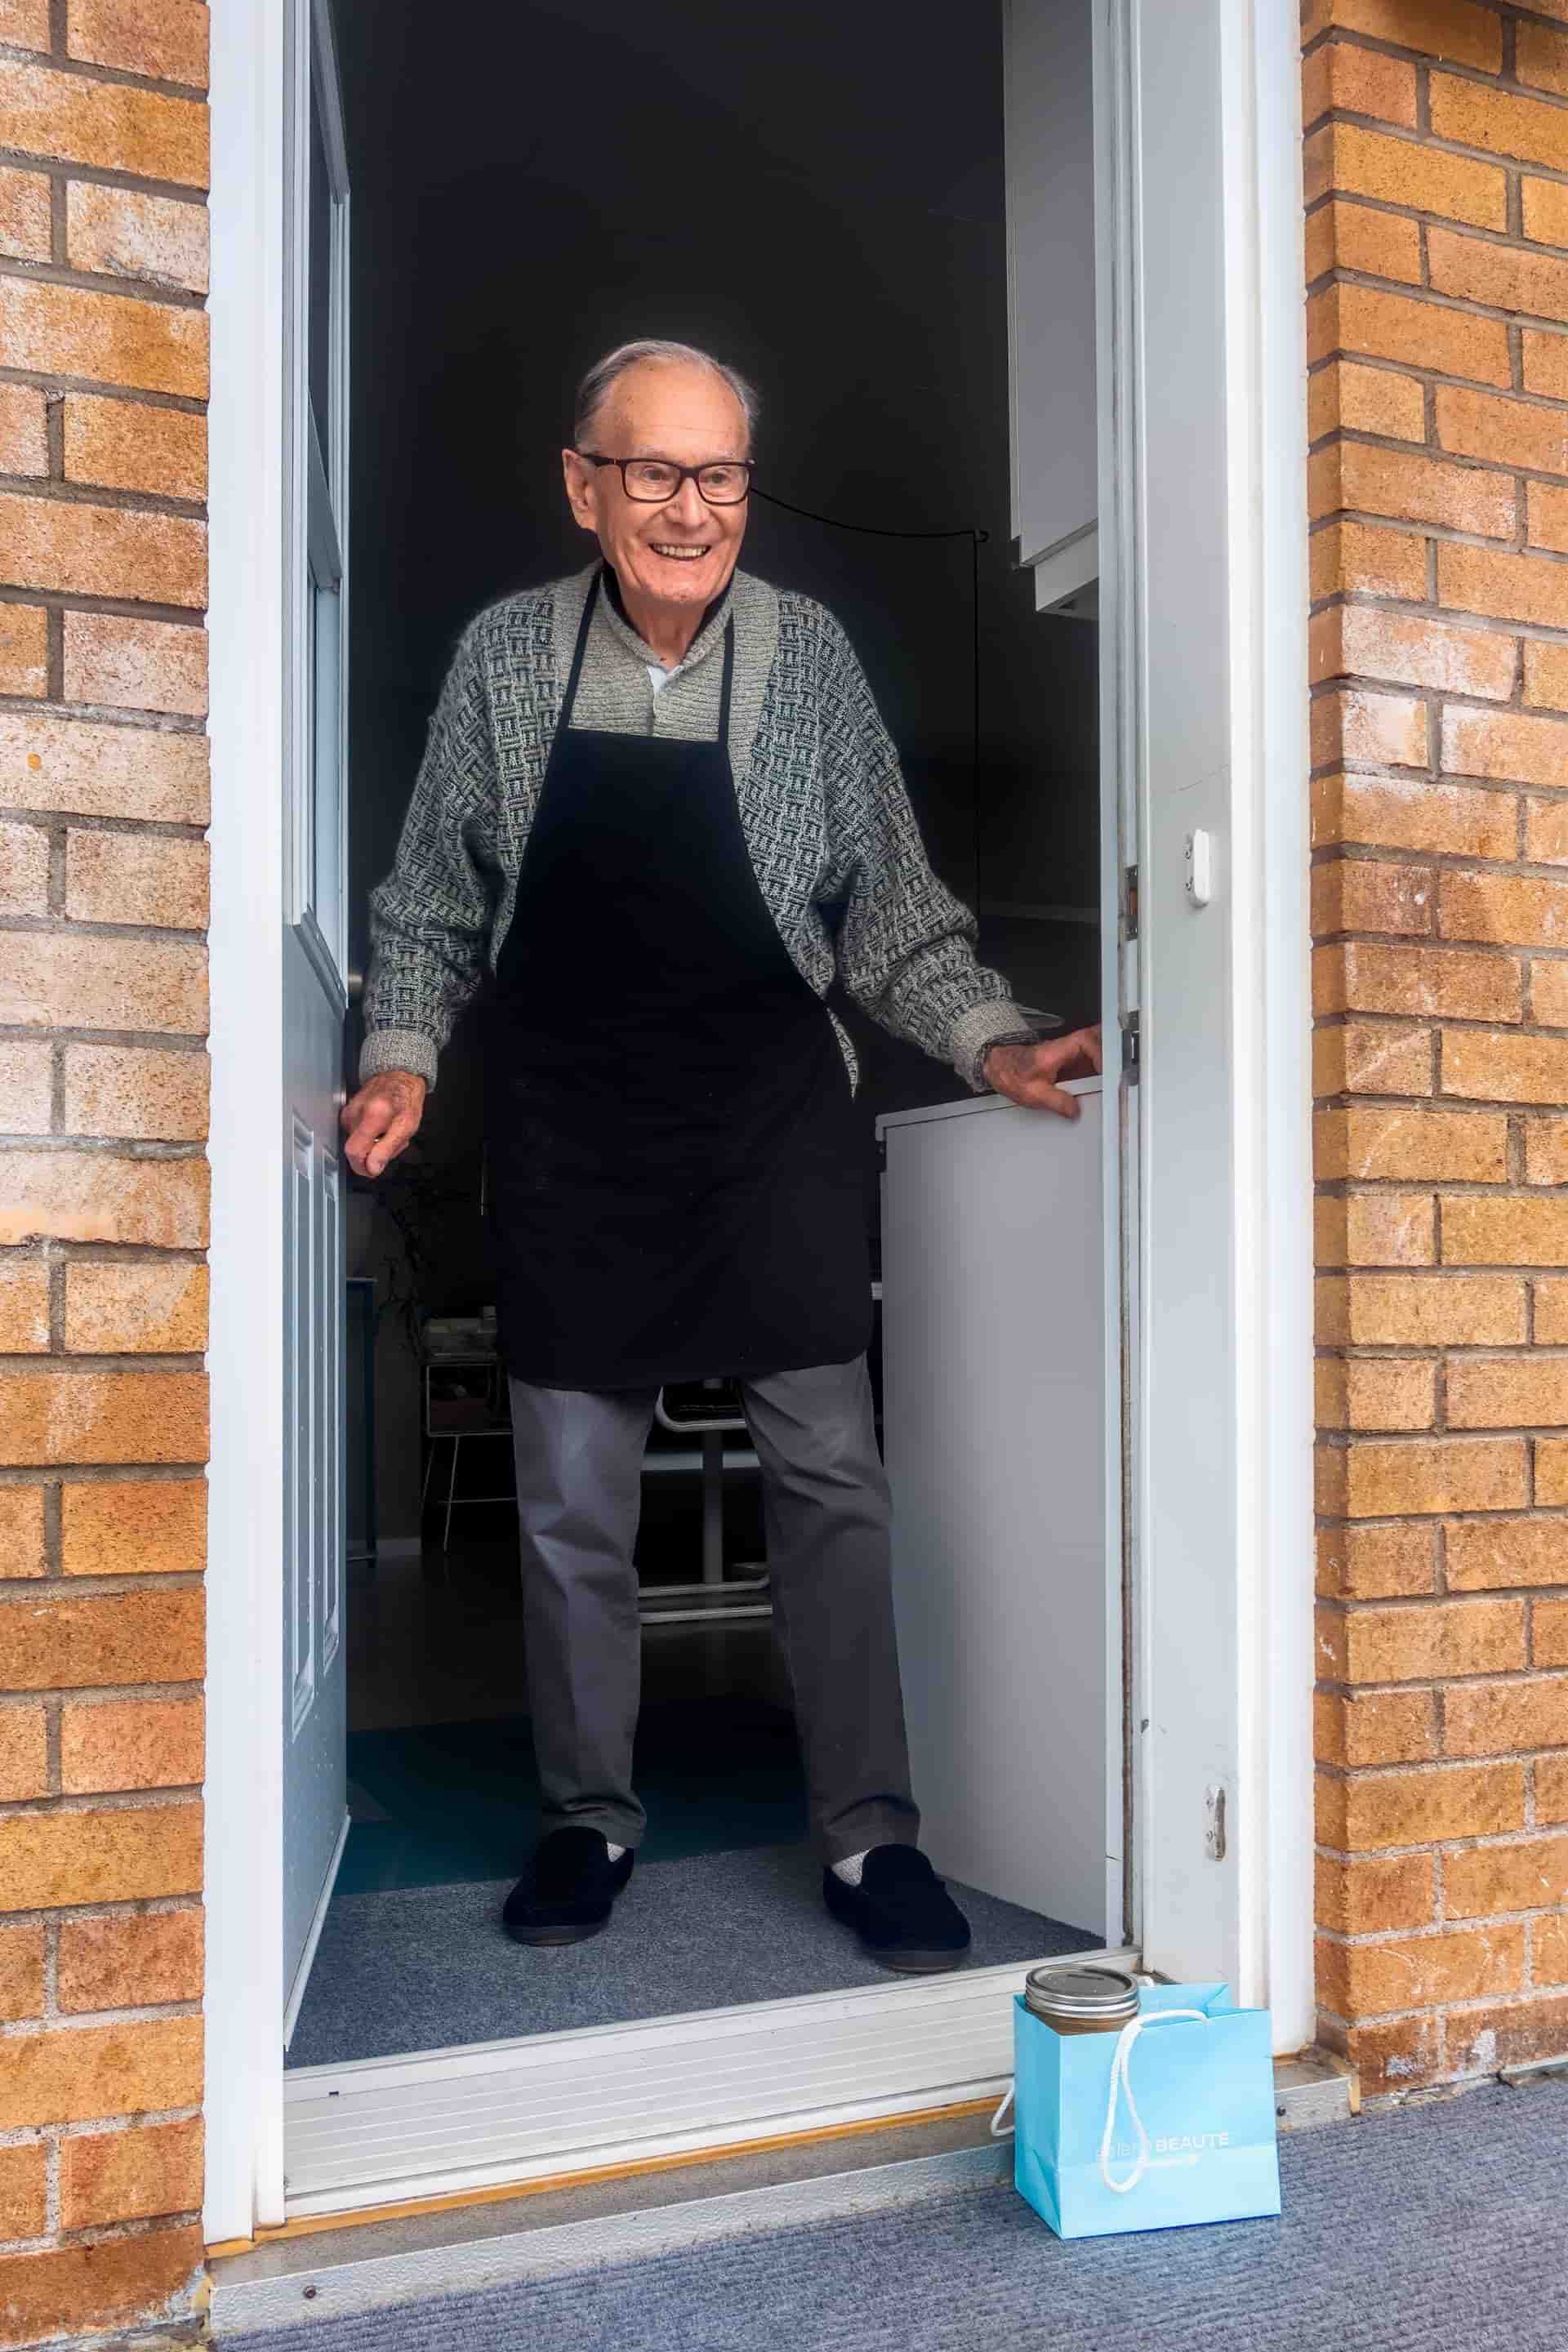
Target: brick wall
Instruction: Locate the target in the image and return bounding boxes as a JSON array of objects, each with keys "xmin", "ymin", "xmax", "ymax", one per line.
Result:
[
  {"xmin": 1306, "ymin": 0, "xmax": 1568, "ymax": 2096},
  {"xmin": 0, "ymin": 1, "xmax": 209, "ymax": 2341}
]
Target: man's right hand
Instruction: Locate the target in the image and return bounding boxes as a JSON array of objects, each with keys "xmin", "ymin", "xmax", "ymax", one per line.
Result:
[{"xmin": 341, "ymin": 1068, "xmax": 427, "ymax": 1178}]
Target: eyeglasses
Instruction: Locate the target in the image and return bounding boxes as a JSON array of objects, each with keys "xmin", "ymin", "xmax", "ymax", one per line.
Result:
[{"xmin": 573, "ymin": 452, "xmax": 755, "ymax": 506}]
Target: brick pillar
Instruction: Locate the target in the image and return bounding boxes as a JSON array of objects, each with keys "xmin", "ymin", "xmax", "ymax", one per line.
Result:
[
  {"xmin": 1307, "ymin": 0, "xmax": 1568, "ymax": 2096},
  {"xmin": 0, "ymin": 2, "xmax": 210, "ymax": 2340}
]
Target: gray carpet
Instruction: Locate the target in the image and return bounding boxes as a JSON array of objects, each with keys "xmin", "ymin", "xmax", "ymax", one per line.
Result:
[
  {"xmin": 220, "ymin": 2080, "xmax": 1568, "ymax": 2350},
  {"xmin": 286, "ymin": 1842, "xmax": 1099, "ymax": 2068}
]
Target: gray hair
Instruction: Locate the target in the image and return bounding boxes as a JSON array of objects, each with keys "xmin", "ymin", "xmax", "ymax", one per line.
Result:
[{"xmin": 572, "ymin": 339, "xmax": 760, "ymax": 452}]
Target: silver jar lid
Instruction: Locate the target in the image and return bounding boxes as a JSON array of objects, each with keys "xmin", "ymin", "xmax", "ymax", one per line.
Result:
[{"xmin": 1024, "ymin": 1964, "xmax": 1141, "ymax": 2021}]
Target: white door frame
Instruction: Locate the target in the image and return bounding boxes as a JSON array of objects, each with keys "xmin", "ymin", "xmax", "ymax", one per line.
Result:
[{"xmin": 203, "ymin": 0, "xmax": 1312, "ymax": 2244}]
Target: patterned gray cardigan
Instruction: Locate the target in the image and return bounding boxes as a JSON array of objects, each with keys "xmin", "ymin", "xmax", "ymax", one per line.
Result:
[{"xmin": 361, "ymin": 562, "xmax": 1036, "ymax": 1094}]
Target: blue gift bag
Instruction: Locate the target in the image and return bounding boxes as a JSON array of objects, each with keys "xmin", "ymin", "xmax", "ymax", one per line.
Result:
[{"xmin": 1004, "ymin": 1981, "xmax": 1281, "ymax": 2239}]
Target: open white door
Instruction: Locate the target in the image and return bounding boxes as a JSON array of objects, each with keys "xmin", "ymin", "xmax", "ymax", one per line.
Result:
[{"xmin": 281, "ymin": 0, "xmax": 351, "ymax": 2038}]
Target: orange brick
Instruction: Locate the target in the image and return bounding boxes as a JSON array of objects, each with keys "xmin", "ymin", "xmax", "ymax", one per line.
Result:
[
  {"xmin": 1316, "ymin": 1851, "xmax": 1436, "ymax": 1936},
  {"xmin": 1332, "ymin": 2009, "xmax": 1444, "ymax": 2094},
  {"xmin": 0, "ymin": 2225, "xmax": 204, "ymax": 2344},
  {"xmin": 1535, "ymin": 1913, "xmax": 1568, "ymax": 1981},
  {"xmin": 1438, "ymin": 542, "xmax": 1568, "ymax": 632},
  {"xmin": 0, "ymin": 2142, "xmax": 47, "ymax": 2239},
  {"xmin": 60, "ymin": 1477, "xmax": 205, "ymax": 1576},
  {"xmin": 1316, "ymin": 439, "xmax": 1517, "ymax": 538},
  {"xmin": 1, "ymin": 710, "xmax": 207, "ymax": 826},
  {"xmin": 1337, "ymin": 1273, "xmax": 1524, "ymax": 1346},
  {"xmin": 1526, "ymin": 643, "xmax": 1568, "ymax": 712},
  {"xmin": 60, "ymin": 1694, "xmax": 203, "ymax": 1794},
  {"xmin": 1317, "ymin": 1354, "xmax": 1436, "ymax": 1432},
  {"xmin": 0, "ymin": 1806, "xmax": 200, "ymax": 1916},
  {"xmin": 68, "ymin": 0, "xmax": 210, "ymax": 87},
  {"xmin": 1441, "ymin": 1028, "xmax": 1568, "ymax": 1106},
  {"xmin": 1304, "ymin": 121, "xmax": 1506, "ymax": 230},
  {"xmin": 63, "ymin": 1044, "xmax": 210, "ymax": 1142},
  {"xmin": 0, "ymin": 1922, "xmax": 45, "ymax": 2023},
  {"xmin": 63, "ymin": 613, "xmax": 207, "ymax": 719},
  {"xmin": 0, "ymin": 2013, "xmax": 202, "ymax": 2130},
  {"xmin": 1447, "ymin": 1514, "xmax": 1568, "ymax": 1591},
  {"xmin": 1444, "ymin": 1674, "xmax": 1568, "ymax": 1755},
  {"xmin": 0, "ymin": 1700, "xmax": 48, "ymax": 1799},
  {"xmin": 0, "ymin": 932, "xmax": 207, "ymax": 1036},
  {"xmin": 1316, "ymin": 1103, "xmax": 1504, "ymax": 1181},
  {"xmin": 1530, "ymin": 960, "xmax": 1568, "ymax": 1027},
  {"xmin": 0, "ymin": 56, "xmax": 207, "ymax": 185},
  {"xmin": 1311, "ymin": 684, "xmax": 1428, "ymax": 769},
  {"xmin": 1444, "ymin": 1195, "xmax": 1568, "ymax": 1265},
  {"xmin": 65, "ymin": 832, "xmax": 209, "ymax": 930},
  {"xmin": 1525, "ymin": 1116, "xmax": 1568, "ymax": 1180},
  {"xmin": 0, "ymin": 1485, "xmax": 47, "ymax": 1579},
  {"xmin": 0, "ymin": 600, "xmax": 48, "ymax": 697},
  {"xmin": 66, "ymin": 182, "xmax": 207, "ymax": 296},
  {"xmin": 1340, "ymin": 1595, "xmax": 1526, "ymax": 1681},
  {"xmin": 1313, "ymin": 1021, "xmax": 1433, "ymax": 1098},
  {"xmin": 0, "ymin": 163, "xmax": 51, "ymax": 261},
  {"xmin": 1522, "ymin": 330, "xmax": 1568, "ymax": 402},
  {"xmin": 1434, "ymin": 385, "xmax": 1568, "ymax": 475},
  {"xmin": 1312, "ymin": 858, "xmax": 1434, "ymax": 937},
  {"xmin": 1311, "ymin": 605, "xmax": 1515, "ymax": 700},
  {"xmin": 1535, "ymin": 1277, "xmax": 1568, "ymax": 1338},
  {"xmin": 1524, "ymin": 176, "xmax": 1568, "ymax": 252},
  {"xmin": 1526, "ymin": 801, "xmax": 1568, "ymax": 866},
  {"xmin": 1535, "ymin": 1599, "xmax": 1568, "ymax": 1666},
  {"xmin": 1300, "ymin": 0, "xmax": 1502, "ymax": 73},
  {"xmin": 1430, "ymin": 73, "xmax": 1568, "ymax": 175},
  {"xmin": 0, "ymin": 492, "xmax": 206, "ymax": 608},
  {"xmin": 1308, "ymin": 358, "xmax": 1427, "ymax": 439},
  {"xmin": 0, "ymin": 817, "xmax": 49, "ymax": 919},
  {"xmin": 0, "ymin": 1156, "xmax": 207, "ymax": 1249},
  {"xmin": 0, "ymin": 276, "xmax": 207, "ymax": 399},
  {"xmin": 1317, "ymin": 1686, "xmax": 1437, "ymax": 1762},
  {"xmin": 1447, "ymin": 1357, "xmax": 1568, "ymax": 1429},
  {"xmin": 1537, "ymin": 1751, "xmax": 1568, "ymax": 1821},
  {"xmin": 1305, "ymin": 198, "xmax": 1423, "ymax": 287},
  {"xmin": 1530, "ymin": 480, "xmax": 1568, "ymax": 554},
  {"xmin": 1445, "ymin": 1835, "xmax": 1568, "ymax": 1917},
  {"xmin": 1318, "ymin": 1923, "xmax": 1524, "ymax": 2016},
  {"xmin": 1325, "ymin": 1435, "xmax": 1528, "ymax": 1516},
  {"xmin": 1314, "ymin": 1189, "xmax": 1436, "ymax": 1267},
  {"xmin": 61, "ymin": 2115, "xmax": 203, "ymax": 2230},
  {"xmin": 1440, "ymin": 869, "xmax": 1568, "ymax": 949},
  {"xmin": 1310, "ymin": 518, "xmax": 1428, "ymax": 602},
  {"xmin": 1428, "ymin": 225, "xmax": 1568, "ymax": 326},
  {"xmin": 65, "ymin": 1260, "xmax": 207, "ymax": 1354},
  {"xmin": 0, "ymin": 380, "xmax": 47, "ymax": 474},
  {"xmin": 1312, "ymin": 773, "xmax": 1514, "ymax": 860},
  {"xmin": 57, "ymin": 1906, "xmax": 202, "ymax": 2013},
  {"xmin": 0, "ymin": 1587, "xmax": 202, "ymax": 1689},
  {"xmin": 1314, "ymin": 942, "xmax": 1521, "ymax": 1022},
  {"xmin": 1303, "ymin": 40, "xmax": 1418, "ymax": 129},
  {"xmin": 2, "ymin": 1, "xmax": 58, "ymax": 48},
  {"xmin": 0, "ymin": 1253, "xmax": 50, "ymax": 1352},
  {"xmin": 1316, "ymin": 1520, "xmax": 1438, "ymax": 1599},
  {"xmin": 0, "ymin": 1369, "xmax": 207, "ymax": 1466},
  {"xmin": 63, "ymin": 393, "xmax": 206, "ymax": 502},
  {"xmin": 1450, "ymin": 1992, "xmax": 1568, "ymax": 2073},
  {"xmin": 1317, "ymin": 1760, "xmax": 1525, "ymax": 1849},
  {"xmin": 1310, "ymin": 281, "xmax": 1511, "ymax": 386},
  {"xmin": 1519, "ymin": 19, "xmax": 1568, "ymax": 99},
  {"xmin": 1536, "ymin": 1438, "xmax": 1568, "ymax": 1502}
]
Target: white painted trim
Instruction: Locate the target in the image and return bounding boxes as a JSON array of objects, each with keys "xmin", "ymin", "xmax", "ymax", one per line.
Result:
[
  {"xmin": 283, "ymin": 1809, "xmax": 351, "ymax": 2052},
  {"xmin": 205, "ymin": 0, "xmax": 291, "ymax": 2246},
  {"xmin": 1030, "ymin": 523, "xmax": 1099, "ymax": 612}
]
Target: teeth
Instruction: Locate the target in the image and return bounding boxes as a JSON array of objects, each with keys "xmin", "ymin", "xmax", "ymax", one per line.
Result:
[{"xmin": 652, "ymin": 545, "xmax": 709, "ymax": 559}]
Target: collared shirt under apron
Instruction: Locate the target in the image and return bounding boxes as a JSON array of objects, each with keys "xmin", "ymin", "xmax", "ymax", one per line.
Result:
[{"xmin": 484, "ymin": 568, "xmax": 871, "ymax": 1389}]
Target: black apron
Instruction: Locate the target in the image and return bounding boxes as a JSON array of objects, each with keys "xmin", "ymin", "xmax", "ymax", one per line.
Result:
[{"xmin": 486, "ymin": 570, "xmax": 871, "ymax": 1389}]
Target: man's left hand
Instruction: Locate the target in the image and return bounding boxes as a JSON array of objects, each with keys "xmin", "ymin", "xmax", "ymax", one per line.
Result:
[{"xmin": 982, "ymin": 1024, "xmax": 1103, "ymax": 1118}]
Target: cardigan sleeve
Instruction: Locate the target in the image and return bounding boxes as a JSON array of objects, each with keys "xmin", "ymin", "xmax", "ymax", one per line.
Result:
[
  {"xmin": 360, "ymin": 619, "xmax": 501, "ymax": 1091},
  {"xmin": 817, "ymin": 617, "xmax": 1037, "ymax": 1089}
]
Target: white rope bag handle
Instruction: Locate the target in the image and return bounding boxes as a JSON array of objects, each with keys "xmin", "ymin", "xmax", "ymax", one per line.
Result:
[{"xmin": 1098, "ymin": 2007, "xmax": 1208, "ymax": 2193}]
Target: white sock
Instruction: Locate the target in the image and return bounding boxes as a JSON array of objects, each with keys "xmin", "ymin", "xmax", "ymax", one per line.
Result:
[
  {"xmin": 831, "ymin": 1849, "xmax": 870, "ymax": 1886},
  {"xmin": 605, "ymin": 1842, "xmax": 627, "ymax": 1862}
]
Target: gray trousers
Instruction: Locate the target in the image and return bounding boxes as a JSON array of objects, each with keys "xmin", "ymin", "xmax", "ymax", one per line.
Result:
[{"xmin": 508, "ymin": 1355, "xmax": 919, "ymax": 1864}]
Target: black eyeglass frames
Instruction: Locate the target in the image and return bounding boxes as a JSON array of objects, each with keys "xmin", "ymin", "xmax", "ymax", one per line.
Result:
[{"xmin": 572, "ymin": 452, "xmax": 755, "ymax": 506}]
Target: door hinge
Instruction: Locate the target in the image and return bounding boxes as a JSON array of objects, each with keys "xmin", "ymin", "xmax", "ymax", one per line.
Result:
[
  {"xmin": 1204, "ymin": 1784, "xmax": 1227, "ymax": 1862},
  {"xmin": 1121, "ymin": 1009, "xmax": 1140, "ymax": 1081},
  {"xmin": 1124, "ymin": 863, "xmax": 1139, "ymax": 941}
]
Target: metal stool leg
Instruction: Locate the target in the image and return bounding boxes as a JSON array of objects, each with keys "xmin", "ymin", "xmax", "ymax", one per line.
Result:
[
  {"xmin": 701, "ymin": 1428, "xmax": 724, "ymax": 1585},
  {"xmin": 443, "ymin": 1432, "xmax": 461, "ymax": 1554}
]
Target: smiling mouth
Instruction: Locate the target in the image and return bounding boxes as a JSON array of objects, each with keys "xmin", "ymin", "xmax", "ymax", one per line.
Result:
[{"xmin": 648, "ymin": 543, "xmax": 712, "ymax": 560}]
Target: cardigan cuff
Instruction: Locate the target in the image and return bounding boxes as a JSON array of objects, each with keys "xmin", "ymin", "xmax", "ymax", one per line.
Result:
[
  {"xmin": 359, "ymin": 1027, "xmax": 439, "ymax": 1090},
  {"xmin": 949, "ymin": 1000, "xmax": 1041, "ymax": 1094}
]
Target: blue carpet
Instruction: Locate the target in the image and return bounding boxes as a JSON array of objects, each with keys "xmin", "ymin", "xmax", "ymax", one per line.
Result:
[
  {"xmin": 286, "ymin": 1842, "xmax": 1099, "ymax": 2068},
  {"xmin": 219, "ymin": 2080, "xmax": 1568, "ymax": 2350}
]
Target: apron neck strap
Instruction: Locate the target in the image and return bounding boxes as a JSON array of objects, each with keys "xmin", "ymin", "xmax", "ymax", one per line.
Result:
[{"xmin": 564, "ymin": 568, "xmax": 735, "ymax": 747}]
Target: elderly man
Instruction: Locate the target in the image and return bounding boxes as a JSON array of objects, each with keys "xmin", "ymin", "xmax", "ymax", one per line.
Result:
[{"xmin": 345, "ymin": 338, "xmax": 1101, "ymax": 1973}]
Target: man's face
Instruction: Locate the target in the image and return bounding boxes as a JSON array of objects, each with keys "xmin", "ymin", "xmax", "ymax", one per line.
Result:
[{"xmin": 562, "ymin": 361, "xmax": 750, "ymax": 618}]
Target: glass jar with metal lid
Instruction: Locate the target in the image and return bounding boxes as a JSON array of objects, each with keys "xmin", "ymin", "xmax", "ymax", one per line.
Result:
[{"xmin": 1023, "ymin": 1964, "xmax": 1141, "ymax": 2036}]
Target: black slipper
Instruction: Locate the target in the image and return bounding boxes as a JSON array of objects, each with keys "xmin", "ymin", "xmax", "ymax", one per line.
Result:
[
  {"xmin": 823, "ymin": 1845, "xmax": 972, "ymax": 1975},
  {"xmin": 503, "ymin": 1826, "xmax": 635, "ymax": 1946}
]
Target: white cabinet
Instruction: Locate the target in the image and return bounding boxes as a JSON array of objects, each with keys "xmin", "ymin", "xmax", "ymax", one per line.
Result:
[{"xmin": 878, "ymin": 1084, "xmax": 1111, "ymax": 1940}]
